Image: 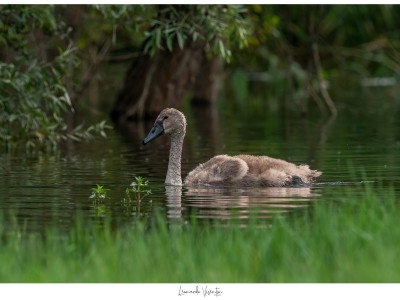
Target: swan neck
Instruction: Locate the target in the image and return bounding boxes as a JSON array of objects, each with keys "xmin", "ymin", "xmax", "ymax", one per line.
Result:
[{"xmin": 166, "ymin": 133, "xmax": 184, "ymax": 186}]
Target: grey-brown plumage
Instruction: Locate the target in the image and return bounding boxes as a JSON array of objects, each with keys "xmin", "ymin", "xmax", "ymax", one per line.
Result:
[{"xmin": 143, "ymin": 108, "xmax": 322, "ymax": 187}]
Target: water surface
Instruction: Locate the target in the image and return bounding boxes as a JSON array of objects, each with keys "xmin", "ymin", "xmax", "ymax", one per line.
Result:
[{"xmin": 1, "ymin": 85, "xmax": 399, "ymax": 233}]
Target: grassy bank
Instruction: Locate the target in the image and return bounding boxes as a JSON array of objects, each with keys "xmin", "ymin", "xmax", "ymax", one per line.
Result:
[{"xmin": 0, "ymin": 184, "xmax": 399, "ymax": 282}]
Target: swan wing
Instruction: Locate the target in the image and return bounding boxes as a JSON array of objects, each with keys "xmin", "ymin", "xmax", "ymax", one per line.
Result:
[{"xmin": 184, "ymin": 155, "xmax": 248, "ymax": 185}]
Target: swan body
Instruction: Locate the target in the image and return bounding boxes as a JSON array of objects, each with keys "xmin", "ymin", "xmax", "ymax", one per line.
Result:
[{"xmin": 143, "ymin": 108, "xmax": 321, "ymax": 187}]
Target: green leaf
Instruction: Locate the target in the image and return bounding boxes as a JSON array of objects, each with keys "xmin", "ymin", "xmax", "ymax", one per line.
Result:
[
  {"xmin": 166, "ymin": 34, "xmax": 173, "ymax": 51},
  {"xmin": 176, "ymin": 31, "xmax": 185, "ymax": 49},
  {"xmin": 218, "ymin": 40, "xmax": 225, "ymax": 58},
  {"xmin": 155, "ymin": 28, "xmax": 161, "ymax": 48},
  {"xmin": 192, "ymin": 31, "xmax": 199, "ymax": 42}
]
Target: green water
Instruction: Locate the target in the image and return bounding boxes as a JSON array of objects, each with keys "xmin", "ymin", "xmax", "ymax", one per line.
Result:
[{"xmin": 1, "ymin": 82, "xmax": 400, "ymax": 233}]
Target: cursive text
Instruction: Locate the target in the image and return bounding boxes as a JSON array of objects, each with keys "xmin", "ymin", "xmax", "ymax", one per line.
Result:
[{"xmin": 178, "ymin": 285, "xmax": 222, "ymax": 297}]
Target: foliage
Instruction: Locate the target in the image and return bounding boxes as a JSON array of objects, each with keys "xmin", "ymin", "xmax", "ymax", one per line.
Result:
[
  {"xmin": 89, "ymin": 184, "xmax": 110, "ymax": 203},
  {"xmin": 74, "ymin": 5, "xmax": 251, "ymax": 62},
  {"xmin": 221, "ymin": 5, "xmax": 400, "ymax": 114},
  {"xmin": 238, "ymin": 5, "xmax": 400, "ymax": 76},
  {"xmin": 127, "ymin": 176, "xmax": 152, "ymax": 200},
  {"xmin": 90, "ymin": 177, "xmax": 152, "ymax": 217},
  {"xmin": 122, "ymin": 176, "xmax": 152, "ymax": 216},
  {"xmin": 0, "ymin": 5, "xmax": 59, "ymax": 51},
  {"xmin": 71, "ymin": 5, "xmax": 146, "ymax": 50},
  {"xmin": 75, "ymin": 5, "xmax": 400, "ymax": 74},
  {"xmin": 2, "ymin": 4, "xmax": 400, "ymax": 152},
  {"xmin": 89, "ymin": 184, "xmax": 111, "ymax": 217},
  {"xmin": 1, "ymin": 184, "xmax": 400, "ymax": 282},
  {"xmin": 0, "ymin": 5, "xmax": 110, "ymax": 153},
  {"xmin": 140, "ymin": 5, "xmax": 249, "ymax": 62},
  {"xmin": 0, "ymin": 4, "xmax": 250, "ymax": 152}
]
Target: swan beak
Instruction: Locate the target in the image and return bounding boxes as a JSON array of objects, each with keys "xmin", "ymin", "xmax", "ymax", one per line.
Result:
[{"xmin": 143, "ymin": 122, "xmax": 164, "ymax": 145}]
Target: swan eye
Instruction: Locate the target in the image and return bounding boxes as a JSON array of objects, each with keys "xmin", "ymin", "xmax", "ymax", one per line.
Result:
[{"xmin": 163, "ymin": 116, "xmax": 169, "ymax": 120}]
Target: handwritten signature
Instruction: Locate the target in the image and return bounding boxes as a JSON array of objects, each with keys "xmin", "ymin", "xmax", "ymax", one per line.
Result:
[{"xmin": 178, "ymin": 285, "xmax": 222, "ymax": 297}]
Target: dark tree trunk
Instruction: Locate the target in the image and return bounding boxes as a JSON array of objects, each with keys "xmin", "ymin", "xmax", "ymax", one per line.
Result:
[
  {"xmin": 191, "ymin": 56, "xmax": 222, "ymax": 106},
  {"xmin": 111, "ymin": 40, "xmax": 221, "ymax": 122}
]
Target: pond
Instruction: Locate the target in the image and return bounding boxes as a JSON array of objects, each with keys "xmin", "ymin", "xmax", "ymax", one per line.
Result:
[{"xmin": 1, "ymin": 80, "xmax": 400, "ymax": 233}]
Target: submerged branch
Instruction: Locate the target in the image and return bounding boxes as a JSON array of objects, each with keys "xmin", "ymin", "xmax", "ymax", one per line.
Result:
[{"xmin": 312, "ymin": 42, "xmax": 337, "ymax": 117}]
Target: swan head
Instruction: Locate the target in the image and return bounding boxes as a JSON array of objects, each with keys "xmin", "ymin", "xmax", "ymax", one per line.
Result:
[{"xmin": 143, "ymin": 108, "xmax": 186, "ymax": 145}]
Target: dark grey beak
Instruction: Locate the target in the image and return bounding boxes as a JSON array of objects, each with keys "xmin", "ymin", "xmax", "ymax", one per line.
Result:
[{"xmin": 143, "ymin": 122, "xmax": 164, "ymax": 145}]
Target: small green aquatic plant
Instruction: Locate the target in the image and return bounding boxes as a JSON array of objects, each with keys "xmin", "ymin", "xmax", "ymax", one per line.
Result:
[
  {"xmin": 89, "ymin": 184, "xmax": 110, "ymax": 216},
  {"xmin": 122, "ymin": 176, "xmax": 152, "ymax": 215},
  {"xmin": 130, "ymin": 176, "xmax": 152, "ymax": 200},
  {"xmin": 89, "ymin": 177, "xmax": 151, "ymax": 217},
  {"xmin": 89, "ymin": 184, "xmax": 110, "ymax": 204}
]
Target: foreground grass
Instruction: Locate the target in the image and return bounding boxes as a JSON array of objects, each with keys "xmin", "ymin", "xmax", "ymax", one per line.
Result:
[{"xmin": 0, "ymin": 185, "xmax": 399, "ymax": 282}]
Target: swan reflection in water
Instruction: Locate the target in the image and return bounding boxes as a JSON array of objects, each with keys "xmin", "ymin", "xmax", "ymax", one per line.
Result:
[{"xmin": 165, "ymin": 185, "xmax": 319, "ymax": 222}]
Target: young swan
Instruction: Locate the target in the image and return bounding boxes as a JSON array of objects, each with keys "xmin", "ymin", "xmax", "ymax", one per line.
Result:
[{"xmin": 143, "ymin": 108, "xmax": 321, "ymax": 187}]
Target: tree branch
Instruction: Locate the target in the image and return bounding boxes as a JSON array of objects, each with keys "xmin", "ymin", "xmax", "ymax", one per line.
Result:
[
  {"xmin": 124, "ymin": 53, "xmax": 159, "ymax": 120},
  {"xmin": 70, "ymin": 38, "xmax": 113, "ymax": 106}
]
